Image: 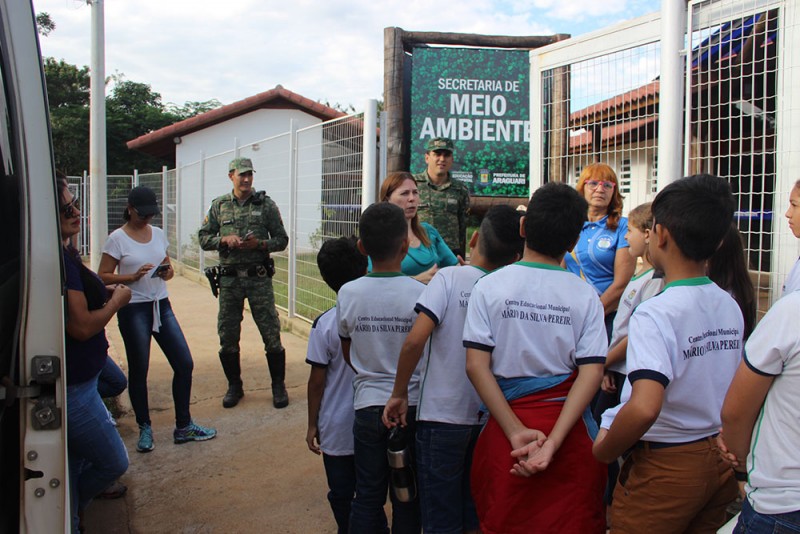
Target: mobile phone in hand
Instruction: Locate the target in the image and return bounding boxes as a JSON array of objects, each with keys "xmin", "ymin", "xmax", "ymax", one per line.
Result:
[{"xmin": 151, "ymin": 263, "xmax": 170, "ymax": 278}]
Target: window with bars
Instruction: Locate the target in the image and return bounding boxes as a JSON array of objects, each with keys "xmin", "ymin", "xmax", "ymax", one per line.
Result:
[
  {"xmin": 619, "ymin": 159, "xmax": 632, "ymax": 195},
  {"xmin": 648, "ymin": 154, "xmax": 658, "ymax": 194}
]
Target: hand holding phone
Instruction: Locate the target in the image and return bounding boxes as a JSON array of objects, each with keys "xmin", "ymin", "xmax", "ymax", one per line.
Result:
[{"xmin": 151, "ymin": 263, "xmax": 170, "ymax": 278}]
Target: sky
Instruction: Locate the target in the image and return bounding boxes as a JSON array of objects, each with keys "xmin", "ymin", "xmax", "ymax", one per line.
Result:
[{"xmin": 34, "ymin": 0, "xmax": 662, "ymax": 111}]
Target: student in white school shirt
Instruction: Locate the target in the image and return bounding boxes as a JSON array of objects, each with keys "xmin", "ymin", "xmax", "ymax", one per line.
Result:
[
  {"xmin": 336, "ymin": 202, "xmax": 424, "ymax": 534},
  {"xmin": 382, "ymin": 205, "xmax": 524, "ymax": 534},
  {"xmin": 464, "ymin": 183, "xmax": 608, "ymax": 534},
  {"xmin": 593, "ymin": 175, "xmax": 742, "ymax": 534},
  {"xmin": 305, "ymin": 237, "xmax": 372, "ymax": 534},
  {"xmin": 720, "ymin": 289, "xmax": 800, "ymax": 533}
]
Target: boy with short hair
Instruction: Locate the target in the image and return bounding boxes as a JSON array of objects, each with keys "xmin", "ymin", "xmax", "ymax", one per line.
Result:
[
  {"xmin": 305, "ymin": 236, "xmax": 371, "ymax": 534},
  {"xmin": 382, "ymin": 205, "xmax": 524, "ymax": 534},
  {"xmin": 337, "ymin": 202, "xmax": 425, "ymax": 533},
  {"xmin": 593, "ymin": 174, "xmax": 742, "ymax": 533},
  {"xmin": 463, "ymin": 183, "xmax": 608, "ymax": 533}
]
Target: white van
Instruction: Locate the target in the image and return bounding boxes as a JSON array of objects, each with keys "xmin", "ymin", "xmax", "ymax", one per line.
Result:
[{"xmin": 0, "ymin": 0, "xmax": 69, "ymax": 531}]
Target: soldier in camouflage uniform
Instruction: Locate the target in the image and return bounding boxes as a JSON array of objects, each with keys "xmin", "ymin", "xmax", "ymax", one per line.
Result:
[
  {"xmin": 198, "ymin": 157, "xmax": 290, "ymax": 409},
  {"xmin": 412, "ymin": 137, "xmax": 471, "ymax": 257}
]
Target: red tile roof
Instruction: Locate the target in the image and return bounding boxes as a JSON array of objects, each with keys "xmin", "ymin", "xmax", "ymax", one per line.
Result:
[
  {"xmin": 570, "ymin": 80, "xmax": 659, "ymax": 123},
  {"xmin": 127, "ymin": 85, "xmax": 346, "ymax": 158},
  {"xmin": 570, "ymin": 115, "xmax": 657, "ymax": 151}
]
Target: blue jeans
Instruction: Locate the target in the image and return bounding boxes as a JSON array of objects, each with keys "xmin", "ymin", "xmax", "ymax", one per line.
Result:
[
  {"xmin": 737, "ymin": 498, "xmax": 800, "ymax": 533},
  {"xmin": 350, "ymin": 406, "xmax": 420, "ymax": 534},
  {"xmin": 416, "ymin": 421, "xmax": 481, "ymax": 534},
  {"xmin": 322, "ymin": 453, "xmax": 363, "ymax": 534},
  {"xmin": 97, "ymin": 357, "xmax": 127, "ymax": 398},
  {"xmin": 117, "ymin": 298, "xmax": 194, "ymax": 428},
  {"xmin": 67, "ymin": 373, "xmax": 129, "ymax": 532}
]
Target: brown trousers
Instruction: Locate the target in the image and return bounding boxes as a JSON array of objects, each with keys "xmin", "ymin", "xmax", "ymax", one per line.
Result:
[{"xmin": 610, "ymin": 437, "xmax": 737, "ymax": 534}]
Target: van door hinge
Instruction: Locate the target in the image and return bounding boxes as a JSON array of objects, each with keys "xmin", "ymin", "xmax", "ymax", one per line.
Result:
[{"xmin": 0, "ymin": 377, "xmax": 41, "ymax": 403}]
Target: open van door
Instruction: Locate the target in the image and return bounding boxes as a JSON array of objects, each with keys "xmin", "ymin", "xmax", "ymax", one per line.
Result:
[{"xmin": 0, "ymin": 1, "xmax": 68, "ymax": 532}]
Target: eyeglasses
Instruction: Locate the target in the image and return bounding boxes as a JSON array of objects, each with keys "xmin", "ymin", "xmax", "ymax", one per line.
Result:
[
  {"xmin": 586, "ymin": 180, "xmax": 616, "ymax": 191},
  {"xmin": 60, "ymin": 197, "xmax": 80, "ymax": 218}
]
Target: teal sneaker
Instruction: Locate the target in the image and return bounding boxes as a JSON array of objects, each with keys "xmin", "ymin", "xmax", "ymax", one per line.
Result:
[
  {"xmin": 174, "ymin": 421, "xmax": 217, "ymax": 444},
  {"xmin": 136, "ymin": 424, "xmax": 154, "ymax": 453}
]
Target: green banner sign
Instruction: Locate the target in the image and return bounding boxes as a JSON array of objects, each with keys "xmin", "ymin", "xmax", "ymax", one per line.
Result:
[{"xmin": 409, "ymin": 47, "xmax": 530, "ymax": 197}]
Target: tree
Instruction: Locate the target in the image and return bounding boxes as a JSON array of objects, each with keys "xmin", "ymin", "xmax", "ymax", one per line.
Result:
[
  {"xmin": 105, "ymin": 79, "xmax": 180, "ymax": 173},
  {"xmin": 44, "ymin": 58, "xmax": 90, "ymax": 174},
  {"xmin": 35, "ymin": 12, "xmax": 55, "ymax": 36},
  {"xmin": 167, "ymin": 99, "xmax": 222, "ymax": 121}
]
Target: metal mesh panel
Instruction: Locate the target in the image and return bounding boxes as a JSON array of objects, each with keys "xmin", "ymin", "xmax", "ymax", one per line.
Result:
[
  {"xmin": 293, "ymin": 114, "xmax": 365, "ymax": 321},
  {"xmin": 106, "ymin": 175, "xmax": 133, "ymax": 234},
  {"xmin": 688, "ymin": 0, "xmax": 787, "ymax": 316},
  {"xmin": 540, "ymin": 41, "xmax": 661, "ymax": 213}
]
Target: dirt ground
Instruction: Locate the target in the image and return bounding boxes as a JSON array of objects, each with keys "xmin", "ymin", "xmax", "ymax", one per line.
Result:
[{"xmin": 83, "ymin": 272, "xmax": 339, "ymax": 533}]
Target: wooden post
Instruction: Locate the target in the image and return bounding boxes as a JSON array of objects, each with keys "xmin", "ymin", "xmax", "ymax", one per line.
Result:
[
  {"xmin": 549, "ymin": 65, "xmax": 571, "ymax": 183},
  {"xmin": 384, "ymin": 27, "xmax": 406, "ymax": 173}
]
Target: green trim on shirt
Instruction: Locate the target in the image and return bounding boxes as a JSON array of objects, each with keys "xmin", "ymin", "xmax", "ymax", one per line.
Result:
[
  {"xmin": 663, "ymin": 276, "xmax": 712, "ymax": 290},
  {"xmin": 515, "ymin": 261, "xmax": 567, "ymax": 272},
  {"xmin": 365, "ymin": 272, "xmax": 406, "ymax": 278},
  {"xmin": 631, "ymin": 268, "xmax": 655, "ymax": 281}
]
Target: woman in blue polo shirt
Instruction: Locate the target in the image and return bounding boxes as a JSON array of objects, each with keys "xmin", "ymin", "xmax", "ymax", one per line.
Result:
[{"xmin": 564, "ymin": 163, "xmax": 636, "ymax": 338}]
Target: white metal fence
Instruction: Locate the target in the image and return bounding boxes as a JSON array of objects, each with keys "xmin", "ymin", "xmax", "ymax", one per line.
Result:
[
  {"xmin": 75, "ymin": 104, "xmax": 380, "ymax": 323},
  {"xmin": 532, "ymin": 0, "xmax": 800, "ymax": 315}
]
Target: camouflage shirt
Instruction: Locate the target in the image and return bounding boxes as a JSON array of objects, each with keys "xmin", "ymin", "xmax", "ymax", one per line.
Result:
[
  {"xmin": 198, "ymin": 190, "xmax": 288, "ymax": 266},
  {"xmin": 412, "ymin": 171, "xmax": 470, "ymax": 255}
]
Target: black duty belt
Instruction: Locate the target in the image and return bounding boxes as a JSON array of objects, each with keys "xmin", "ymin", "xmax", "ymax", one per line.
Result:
[{"xmin": 219, "ymin": 264, "xmax": 268, "ymax": 278}]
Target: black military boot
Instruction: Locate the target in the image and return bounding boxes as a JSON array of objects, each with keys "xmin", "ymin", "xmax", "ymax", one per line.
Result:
[
  {"xmin": 219, "ymin": 351, "xmax": 244, "ymax": 408},
  {"xmin": 266, "ymin": 349, "xmax": 288, "ymax": 409}
]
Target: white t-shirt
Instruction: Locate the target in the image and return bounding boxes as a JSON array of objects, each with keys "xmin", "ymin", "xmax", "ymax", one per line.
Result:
[
  {"xmin": 601, "ymin": 278, "xmax": 743, "ymax": 442},
  {"xmin": 102, "ymin": 226, "xmax": 170, "ymax": 303},
  {"xmin": 305, "ymin": 307, "xmax": 355, "ymax": 456},
  {"xmin": 782, "ymin": 257, "xmax": 800, "ymax": 296},
  {"xmin": 336, "ymin": 273, "xmax": 425, "ymax": 410},
  {"xmin": 415, "ymin": 265, "xmax": 488, "ymax": 425},
  {"xmin": 741, "ymin": 291, "xmax": 800, "ymax": 514},
  {"xmin": 463, "ymin": 262, "xmax": 607, "ymax": 378},
  {"xmin": 608, "ymin": 268, "xmax": 664, "ymax": 374}
]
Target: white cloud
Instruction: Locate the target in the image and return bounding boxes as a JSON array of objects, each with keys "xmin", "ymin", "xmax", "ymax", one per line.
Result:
[{"xmin": 34, "ymin": 0, "xmax": 659, "ymax": 110}]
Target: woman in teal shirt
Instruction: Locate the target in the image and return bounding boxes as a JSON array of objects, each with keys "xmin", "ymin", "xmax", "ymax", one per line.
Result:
[{"xmin": 375, "ymin": 172, "xmax": 458, "ymax": 283}]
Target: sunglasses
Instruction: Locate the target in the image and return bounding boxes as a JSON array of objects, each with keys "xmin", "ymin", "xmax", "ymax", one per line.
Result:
[
  {"xmin": 60, "ymin": 197, "xmax": 80, "ymax": 218},
  {"xmin": 586, "ymin": 180, "xmax": 616, "ymax": 191}
]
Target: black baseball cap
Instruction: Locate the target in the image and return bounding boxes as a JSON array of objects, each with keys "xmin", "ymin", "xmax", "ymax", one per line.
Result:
[{"xmin": 128, "ymin": 186, "xmax": 160, "ymax": 217}]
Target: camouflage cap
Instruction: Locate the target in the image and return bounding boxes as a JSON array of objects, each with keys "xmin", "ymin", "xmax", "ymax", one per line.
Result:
[
  {"xmin": 425, "ymin": 137, "xmax": 455, "ymax": 152},
  {"xmin": 229, "ymin": 157, "xmax": 255, "ymax": 173}
]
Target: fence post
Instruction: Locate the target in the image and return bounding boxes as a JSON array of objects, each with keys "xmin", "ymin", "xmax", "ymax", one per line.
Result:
[
  {"xmin": 176, "ymin": 162, "xmax": 182, "ymax": 264},
  {"xmin": 657, "ymin": 0, "xmax": 686, "ymax": 189},
  {"xmin": 199, "ymin": 152, "xmax": 206, "ymax": 274},
  {"xmin": 362, "ymin": 99, "xmax": 378, "ymax": 210},
  {"xmin": 161, "ymin": 165, "xmax": 168, "ymax": 235},
  {"xmin": 133, "ymin": 169, "xmax": 139, "ymax": 187},
  {"xmin": 287, "ymin": 120, "xmax": 297, "ymax": 318},
  {"xmin": 379, "ymin": 110, "xmax": 388, "ymax": 184}
]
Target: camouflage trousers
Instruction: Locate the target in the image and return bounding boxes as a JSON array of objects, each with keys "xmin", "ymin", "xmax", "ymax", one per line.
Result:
[{"xmin": 217, "ymin": 275, "xmax": 283, "ymax": 355}]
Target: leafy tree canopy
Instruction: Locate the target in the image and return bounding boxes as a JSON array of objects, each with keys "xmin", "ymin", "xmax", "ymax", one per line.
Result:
[{"xmin": 36, "ymin": 12, "xmax": 55, "ymax": 36}]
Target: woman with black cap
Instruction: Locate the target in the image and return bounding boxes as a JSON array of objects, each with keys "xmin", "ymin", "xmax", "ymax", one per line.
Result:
[{"xmin": 98, "ymin": 186, "xmax": 216, "ymax": 453}]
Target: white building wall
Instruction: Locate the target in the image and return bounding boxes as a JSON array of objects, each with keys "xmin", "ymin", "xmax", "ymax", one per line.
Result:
[{"xmin": 175, "ymin": 108, "xmax": 321, "ymax": 164}]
